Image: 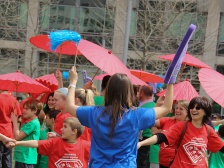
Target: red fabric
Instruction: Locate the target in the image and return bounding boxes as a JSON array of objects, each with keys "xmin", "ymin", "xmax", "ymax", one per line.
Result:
[
  {"xmin": 54, "ymin": 112, "xmax": 73, "ymax": 135},
  {"xmin": 0, "ymin": 94, "xmax": 21, "ymax": 138},
  {"xmin": 163, "ymin": 121, "xmax": 224, "ymax": 168},
  {"xmin": 158, "ymin": 117, "xmax": 177, "ymax": 167},
  {"xmin": 79, "ymin": 127, "xmax": 92, "ymax": 142},
  {"xmin": 38, "ymin": 137, "xmax": 90, "ymax": 168}
]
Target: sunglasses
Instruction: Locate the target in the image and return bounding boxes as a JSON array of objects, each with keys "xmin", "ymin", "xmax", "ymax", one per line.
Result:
[
  {"xmin": 190, "ymin": 106, "xmax": 201, "ymax": 110},
  {"xmin": 213, "ymin": 117, "xmax": 218, "ymax": 119}
]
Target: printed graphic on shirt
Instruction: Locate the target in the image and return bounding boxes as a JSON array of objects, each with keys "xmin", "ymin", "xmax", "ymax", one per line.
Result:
[
  {"xmin": 55, "ymin": 154, "xmax": 83, "ymax": 168},
  {"xmin": 183, "ymin": 137, "xmax": 207, "ymax": 163}
]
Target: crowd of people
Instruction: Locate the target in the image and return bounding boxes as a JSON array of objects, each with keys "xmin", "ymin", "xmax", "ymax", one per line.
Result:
[{"xmin": 0, "ymin": 66, "xmax": 223, "ymax": 168}]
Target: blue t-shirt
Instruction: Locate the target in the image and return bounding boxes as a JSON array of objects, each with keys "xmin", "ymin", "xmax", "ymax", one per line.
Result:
[{"xmin": 77, "ymin": 106, "xmax": 155, "ymax": 168}]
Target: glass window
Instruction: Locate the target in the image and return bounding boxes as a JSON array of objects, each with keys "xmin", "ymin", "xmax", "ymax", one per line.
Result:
[{"xmin": 217, "ymin": 13, "xmax": 224, "ymax": 56}]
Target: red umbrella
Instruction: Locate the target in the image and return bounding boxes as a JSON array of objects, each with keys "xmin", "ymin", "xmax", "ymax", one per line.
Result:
[
  {"xmin": 30, "ymin": 35, "xmax": 83, "ymax": 56},
  {"xmin": 0, "ymin": 70, "xmax": 50, "ymax": 94},
  {"xmin": 93, "ymin": 73, "xmax": 146, "ymax": 86},
  {"xmin": 30, "ymin": 35, "xmax": 145, "ymax": 85},
  {"xmin": 156, "ymin": 80, "xmax": 199, "ymax": 101},
  {"xmin": 130, "ymin": 69, "xmax": 164, "ymax": 83},
  {"xmin": 35, "ymin": 73, "xmax": 58, "ymax": 92},
  {"xmin": 198, "ymin": 68, "xmax": 224, "ymax": 107},
  {"xmin": 158, "ymin": 52, "xmax": 211, "ymax": 68}
]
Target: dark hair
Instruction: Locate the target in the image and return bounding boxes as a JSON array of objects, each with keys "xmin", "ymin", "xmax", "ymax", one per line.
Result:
[
  {"xmin": 43, "ymin": 93, "xmax": 54, "ymax": 113},
  {"xmin": 218, "ymin": 125, "xmax": 224, "ymax": 138},
  {"xmin": 103, "ymin": 73, "xmax": 137, "ymax": 139},
  {"xmin": 139, "ymin": 85, "xmax": 153, "ymax": 97},
  {"xmin": 188, "ymin": 97, "xmax": 212, "ymax": 124},
  {"xmin": 46, "ymin": 109, "xmax": 61, "ymax": 120},
  {"xmin": 101, "ymin": 75, "xmax": 111, "ymax": 91},
  {"xmin": 23, "ymin": 98, "xmax": 42, "ymax": 116},
  {"xmin": 212, "ymin": 113, "xmax": 221, "ymax": 119}
]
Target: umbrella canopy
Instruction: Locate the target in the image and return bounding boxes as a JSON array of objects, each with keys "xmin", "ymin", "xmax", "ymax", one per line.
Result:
[
  {"xmin": 156, "ymin": 80, "xmax": 199, "ymax": 101},
  {"xmin": 198, "ymin": 68, "xmax": 224, "ymax": 107},
  {"xmin": 35, "ymin": 73, "xmax": 58, "ymax": 92},
  {"xmin": 93, "ymin": 73, "xmax": 146, "ymax": 86},
  {"xmin": 0, "ymin": 70, "xmax": 50, "ymax": 94},
  {"xmin": 30, "ymin": 35, "xmax": 83, "ymax": 56},
  {"xmin": 130, "ymin": 69, "xmax": 164, "ymax": 83},
  {"xmin": 30, "ymin": 34, "xmax": 145, "ymax": 85},
  {"xmin": 158, "ymin": 52, "xmax": 211, "ymax": 68}
]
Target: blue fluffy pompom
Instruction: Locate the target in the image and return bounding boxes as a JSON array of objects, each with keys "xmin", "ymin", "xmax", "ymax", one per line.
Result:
[{"xmin": 49, "ymin": 30, "xmax": 81, "ymax": 51}]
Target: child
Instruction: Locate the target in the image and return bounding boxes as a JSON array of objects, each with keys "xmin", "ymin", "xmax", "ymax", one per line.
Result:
[
  {"xmin": 35, "ymin": 109, "xmax": 61, "ymax": 168},
  {"xmin": 15, "ymin": 117, "xmax": 90, "ymax": 168},
  {"xmin": 11, "ymin": 98, "xmax": 41, "ymax": 168}
]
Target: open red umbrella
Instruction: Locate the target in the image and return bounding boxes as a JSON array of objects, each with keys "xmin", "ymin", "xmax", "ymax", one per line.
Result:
[
  {"xmin": 0, "ymin": 70, "xmax": 50, "ymax": 94},
  {"xmin": 35, "ymin": 73, "xmax": 58, "ymax": 92},
  {"xmin": 198, "ymin": 68, "xmax": 224, "ymax": 107},
  {"xmin": 130, "ymin": 69, "xmax": 164, "ymax": 83},
  {"xmin": 30, "ymin": 35, "xmax": 83, "ymax": 56},
  {"xmin": 30, "ymin": 34, "xmax": 145, "ymax": 85},
  {"xmin": 93, "ymin": 73, "xmax": 146, "ymax": 85},
  {"xmin": 156, "ymin": 80, "xmax": 199, "ymax": 101},
  {"xmin": 158, "ymin": 52, "xmax": 211, "ymax": 68}
]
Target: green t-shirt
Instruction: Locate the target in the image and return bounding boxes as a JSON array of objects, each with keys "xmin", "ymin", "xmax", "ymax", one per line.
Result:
[
  {"xmin": 139, "ymin": 101, "xmax": 160, "ymax": 163},
  {"xmin": 35, "ymin": 124, "xmax": 51, "ymax": 168},
  {"xmin": 94, "ymin": 96, "xmax": 104, "ymax": 106},
  {"xmin": 14, "ymin": 118, "xmax": 40, "ymax": 164},
  {"xmin": 209, "ymin": 137, "xmax": 224, "ymax": 168}
]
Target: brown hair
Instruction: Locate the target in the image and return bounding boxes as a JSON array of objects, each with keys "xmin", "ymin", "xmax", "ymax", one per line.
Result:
[
  {"xmin": 102, "ymin": 73, "xmax": 137, "ymax": 139},
  {"xmin": 63, "ymin": 117, "xmax": 84, "ymax": 138},
  {"xmin": 23, "ymin": 98, "xmax": 42, "ymax": 116}
]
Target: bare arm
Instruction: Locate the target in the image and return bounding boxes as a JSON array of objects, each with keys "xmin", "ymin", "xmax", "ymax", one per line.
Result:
[
  {"xmin": 138, "ymin": 135, "xmax": 158, "ymax": 149},
  {"xmin": 0, "ymin": 133, "xmax": 16, "ymax": 145},
  {"xmin": 154, "ymin": 84, "xmax": 173, "ymax": 119},
  {"xmin": 66, "ymin": 66, "xmax": 80, "ymax": 117},
  {"xmin": 11, "ymin": 113, "xmax": 27, "ymax": 141},
  {"xmin": 16, "ymin": 140, "xmax": 39, "ymax": 148},
  {"xmin": 55, "ymin": 69, "xmax": 63, "ymax": 88},
  {"xmin": 212, "ymin": 120, "xmax": 224, "ymax": 126}
]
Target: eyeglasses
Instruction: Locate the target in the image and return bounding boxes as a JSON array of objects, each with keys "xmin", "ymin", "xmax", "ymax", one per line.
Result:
[
  {"xmin": 213, "ymin": 117, "xmax": 218, "ymax": 119},
  {"xmin": 190, "ymin": 106, "xmax": 201, "ymax": 110}
]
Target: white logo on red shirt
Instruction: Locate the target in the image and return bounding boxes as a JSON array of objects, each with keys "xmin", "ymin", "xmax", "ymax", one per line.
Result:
[
  {"xmin": 183, "ymin": 137, "xmax": 207, "ymax": 163},
  {"xmin": 55, "ymin": 154, "xmax": 83, "ymax": 168}
]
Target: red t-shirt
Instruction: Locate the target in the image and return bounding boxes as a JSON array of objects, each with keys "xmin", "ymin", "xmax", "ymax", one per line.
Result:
[
  {"xmin": 38, "ymin": 137, "xmax": 90, "ymax": 168},
  {"xmin": 79, "ymin": 127, "xmax": 92, "ymax": 142},
  {"xmin": 163, "ymin": 121, "xmax": 224, "ymax": 168},
  {"xmin": 54, "ymin": 112, "xmax": 73, "ymax": 135},
  {"xmin": 158, "ymin": 117, "xmax": 178, "ymax": 166},
  {"xmin": 0, "ymin": 94, "xmax": 21, "ymax": 138}
]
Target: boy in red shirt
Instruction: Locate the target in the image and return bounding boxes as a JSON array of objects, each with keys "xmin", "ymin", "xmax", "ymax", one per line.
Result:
[{"xmin": 15, "ymin": 117, "xmax": 90, "ymax": 168}]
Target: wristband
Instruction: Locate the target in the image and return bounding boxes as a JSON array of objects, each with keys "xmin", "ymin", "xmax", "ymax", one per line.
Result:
[{"xmin": 68, "ymin": 84, "xmax": 76, "ymax": 89}]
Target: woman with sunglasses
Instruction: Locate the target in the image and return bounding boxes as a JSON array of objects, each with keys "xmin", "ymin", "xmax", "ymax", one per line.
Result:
[{"xmin": 138, "ymin": 97, "xmax": 224, "ymax": 168}]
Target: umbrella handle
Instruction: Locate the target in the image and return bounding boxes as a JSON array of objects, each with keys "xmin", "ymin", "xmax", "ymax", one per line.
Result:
[
  {"xmin": 92, "ymin": 68, "xmax": 100, "ymax": 80},
  {"xmin": 179, "ymin": 64, "xmax": 186, "ymax": 82},
  {"xmin": 74, "ymin": 43, "xmax": 79, "ymax": 66}
]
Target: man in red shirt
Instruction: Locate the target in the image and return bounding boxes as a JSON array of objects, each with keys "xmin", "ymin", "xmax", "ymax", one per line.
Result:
[{"xmin": 0, "ymin": 90, "xmax": 21, "ymax": 168}]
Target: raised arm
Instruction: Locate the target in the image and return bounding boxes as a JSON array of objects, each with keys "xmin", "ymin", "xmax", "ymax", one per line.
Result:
[
  {"xmin": 154, "ymin": 84, "xmax": 173, "ymax": 119},
  {"xmin": 212, "ymin": 120, "xmax": 224, "ymax": 126},
  {"xmin": 66, "ymin": 66, "xmax": 80, "ymax": 117},
  {"xmin": 11, "ymin": 113, "xmax": 27, "ymax": 141},
  {"xmin": 16, "ymin": 140, "xmax": 39, "ymax": 148},
  {"xmin": 55, "ymin": 69, "xmax": 63, "ymax": 88}
]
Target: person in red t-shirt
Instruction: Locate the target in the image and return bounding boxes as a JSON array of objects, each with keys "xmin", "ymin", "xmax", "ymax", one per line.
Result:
[
  {"xmin": 153, "ymin": 100, "xmax": 189, "ymax": 168},
  {"xmin": 0, "ymin": 90, "xmax": 21, "ymax": 168},
  {"xmin": 138, "ymin": 97, "xmax": 224, "ymax": 168},
  {"xmin": 47, "ymin": 88, "xmax": 73, "ymax": 138},
  {"xmin": 15, "ymin": 117, "xmax": 90, "ymax": 168}
]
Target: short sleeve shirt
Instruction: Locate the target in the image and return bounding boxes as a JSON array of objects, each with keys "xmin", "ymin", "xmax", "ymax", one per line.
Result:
[{"xmin": 76, "ymin": 106, "xmax": 156, "ymax": 167}]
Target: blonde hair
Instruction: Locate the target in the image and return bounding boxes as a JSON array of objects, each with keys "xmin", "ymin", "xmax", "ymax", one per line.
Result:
[
  {"xmin": 54, "ymin": 88, "xmax": 68, "ymax": 100},
  {"xmin": 75, "ymin": 88, "xmax": 95, "ymax": 106},
  {"xmin": 176, "ymin": 100, "xmax": 189, "ymax": 111},
  {"xmin": 63, "ymin": 117, "xmax": 84, "ymax": 138},
  {"xmin": 91, "ymin": 84, "xmax": 100, "ymax": 96}
]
